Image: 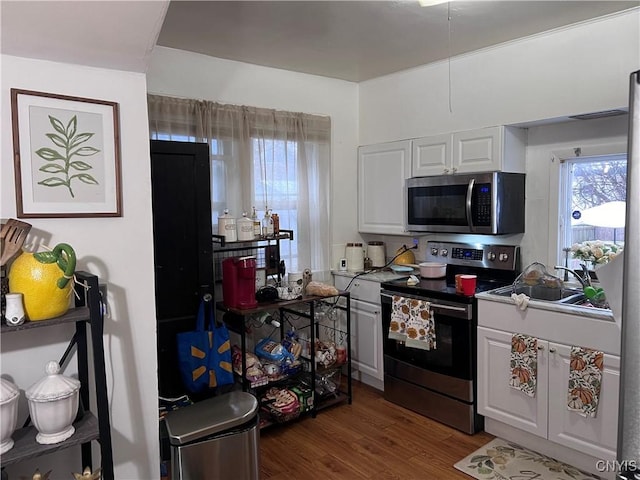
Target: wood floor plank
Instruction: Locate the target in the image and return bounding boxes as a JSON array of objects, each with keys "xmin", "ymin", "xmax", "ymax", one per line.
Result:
[{"xmin": 260, "ymin": 381, "xmax": 494, "ymax": 479}]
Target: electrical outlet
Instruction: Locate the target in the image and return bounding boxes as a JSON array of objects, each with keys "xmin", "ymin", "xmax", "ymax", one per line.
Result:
[{"xmin": 412, "ymin": 238, "xmax": 420, "ymax": 248}]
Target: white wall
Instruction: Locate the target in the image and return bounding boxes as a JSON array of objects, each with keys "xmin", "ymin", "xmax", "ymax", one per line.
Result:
[
  {"xmin": 147, "ymin": 47, "xmax": 360, "ymax": 272},
  {"xmin": 360, "ymin": 10, "xmax": 639, "ymax": 144},
  {"xmin": 1, "ymin": 55, "xmax": 159, "ymax": 480},
  {"xmin": 358, "ymin": 10, "xmax": 639, "ymax": 267}
]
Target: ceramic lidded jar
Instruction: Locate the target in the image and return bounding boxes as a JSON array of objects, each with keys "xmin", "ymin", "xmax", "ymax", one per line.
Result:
[
  {"xmin": 26, "ymin": 361, "xmax": 80, "ymax": 445},
  {"xmin": 0, "ymin": 377, "xmax": 20, "ymax": 454}
]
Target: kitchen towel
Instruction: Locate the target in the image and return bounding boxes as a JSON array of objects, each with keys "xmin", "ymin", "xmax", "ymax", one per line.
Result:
[
  {"xmin": 388, "ymin": 295, "xmax": 410, "ymax": 341},
  {"xmin": 405, "ymin": 299, "xmax": 436, "ymax": 351},
  {"xmin": 509, "ymin": 333, "xmax": 538, "ymax": 397},
  {"xmin": 567, "ymin": 346, "xmax": 604, "ymax": 418}
]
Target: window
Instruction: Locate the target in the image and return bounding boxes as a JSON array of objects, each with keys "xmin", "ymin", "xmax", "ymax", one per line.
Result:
[
  {"xmin": 148, "ymin": 95, "xmax": 331, "ymax": 276},
  {"xmin": 559, "ymin": 153, "xmax": 626, "ymax": 270}
]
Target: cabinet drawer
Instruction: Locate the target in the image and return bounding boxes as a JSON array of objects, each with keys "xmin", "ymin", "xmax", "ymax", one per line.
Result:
[{"xmin": 334, "ymin": 275, "xmax": 381, "ymax": 304}]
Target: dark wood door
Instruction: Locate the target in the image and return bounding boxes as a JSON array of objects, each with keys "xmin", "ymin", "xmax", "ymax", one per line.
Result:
[{"xmin": 150, "ymin": 139, "xmax": 213, "ymax": 396}]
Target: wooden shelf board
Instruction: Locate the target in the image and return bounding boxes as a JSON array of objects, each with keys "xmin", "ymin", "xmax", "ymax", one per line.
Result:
[
  {"xmin": 1, "ymin": 307, "xmax": 90, "ymax": 333},
  {"xmin": 1, "ymin": 412, "xmax": 99, "ymax": 467}
]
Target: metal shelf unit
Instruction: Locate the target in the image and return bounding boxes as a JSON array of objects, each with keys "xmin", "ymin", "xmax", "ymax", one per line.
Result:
[
  {"xmin": 1, "ymin": 272, "xmax": 113, "ymax": 480},
  {"xmin": 216, "ymin": 291, "xmax": 352, "ymax": 427}
]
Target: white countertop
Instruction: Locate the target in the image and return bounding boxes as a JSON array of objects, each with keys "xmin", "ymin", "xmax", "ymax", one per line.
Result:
[{"xmin": 332, "ymin": 269, "xmax": 410, "ymax": 283}]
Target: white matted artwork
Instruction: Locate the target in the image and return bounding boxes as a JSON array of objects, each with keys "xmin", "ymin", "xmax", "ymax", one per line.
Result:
[{"xmin": 11, "ymin": 89, "xmax": 122, "ymax": 218}]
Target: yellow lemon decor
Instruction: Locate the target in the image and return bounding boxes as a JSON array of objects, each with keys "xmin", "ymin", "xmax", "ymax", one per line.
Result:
[{"xmin": 8, "ymin": 243, "xmax": 76, "ymax": 321}]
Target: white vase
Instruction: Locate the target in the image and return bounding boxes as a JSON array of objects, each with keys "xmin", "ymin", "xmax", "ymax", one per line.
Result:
[
  {"xmin": 4, "ymin": 292, "xmax": 25, "ymax": 326},
  {"xmin": 26, "ymin": 361, "xmax": 80, "ymax": 445},
  {"xmin": 0, "ymin": 377, "xmax": 20, "ymax": 454}
]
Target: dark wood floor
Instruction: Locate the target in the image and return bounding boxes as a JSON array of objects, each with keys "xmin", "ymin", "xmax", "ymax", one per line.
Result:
[{"xmin": 260, "ymin": 381, "xmax": 494, "ymax": 479}]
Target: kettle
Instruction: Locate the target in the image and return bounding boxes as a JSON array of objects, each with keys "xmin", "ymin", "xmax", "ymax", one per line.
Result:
[{"xmin": 393, "ymin": 245, "xmax": 416, "ymax": 265}]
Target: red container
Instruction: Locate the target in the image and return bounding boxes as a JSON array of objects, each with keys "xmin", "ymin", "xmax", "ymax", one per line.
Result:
[{"xmin": 222, "ymin": 256, "xmax": 258, "ymax": 309}]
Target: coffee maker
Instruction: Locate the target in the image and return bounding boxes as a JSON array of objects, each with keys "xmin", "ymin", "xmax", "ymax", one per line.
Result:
[{"xmin": 222, "ymin": 256, "xmax": 258, "ymax": 309}]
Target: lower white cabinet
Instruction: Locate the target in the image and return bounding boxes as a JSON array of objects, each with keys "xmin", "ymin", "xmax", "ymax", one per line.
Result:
[
  {"xmin": 334, "ymin": 275, "xmax": 384, "ymax": 389},
  {"xmin": 478, "ymin": 326, "xmax": 620, "ymax": 461}
]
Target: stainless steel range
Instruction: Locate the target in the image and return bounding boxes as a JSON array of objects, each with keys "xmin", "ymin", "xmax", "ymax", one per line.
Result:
[{"xmin": 380, "ymin": 241, "xmax": 520, "ymax": 434}]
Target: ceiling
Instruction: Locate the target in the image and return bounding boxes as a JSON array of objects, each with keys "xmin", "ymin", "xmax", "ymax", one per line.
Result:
[{"xmin": 2, "ymin": 1, "xmax": 639, "ymax": 82}]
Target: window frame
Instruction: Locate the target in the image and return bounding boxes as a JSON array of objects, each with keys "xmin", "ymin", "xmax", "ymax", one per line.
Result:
[{"xmin": 549, "ymin": 141, "xmax": 627, "ymax": 269}]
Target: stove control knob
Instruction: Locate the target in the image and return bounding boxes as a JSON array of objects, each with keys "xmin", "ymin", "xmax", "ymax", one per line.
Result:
[
  {"xmin": 431, "ymin": 247, "xmax": 439, "ymax": 256},
  {"xmin": 499, "ymin": 253, "xmax": 509, "ymax": 262},
  {"xmin": 487, "ymin": 252, "xmax": 496, "ymax": 261},
  {"xmin": 440, "ymin": 249, "xmax": 448, "ymax": 257}
]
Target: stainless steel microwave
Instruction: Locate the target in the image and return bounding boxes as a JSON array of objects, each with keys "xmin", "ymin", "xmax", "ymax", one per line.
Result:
[{"xmin": 406, "ymin": 172, "xmax": 525, "ymax": 234}]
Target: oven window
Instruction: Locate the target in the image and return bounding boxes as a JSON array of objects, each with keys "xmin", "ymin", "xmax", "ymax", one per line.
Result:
[
  {"xmin": 408, "ymin": 185, "xmax": 468, "ymax": 226},
  {"xmin": 382, "ymin": 303, "xmax": 473, "ymax": 380}
]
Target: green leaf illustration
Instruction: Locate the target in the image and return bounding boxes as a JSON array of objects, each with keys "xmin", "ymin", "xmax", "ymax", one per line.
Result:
[
  {"xmin": 69, "ymin": 160, "xmax": 92, "ymax": 171},
  {"xmin": 66, "ymin": 116, "xmax": 77, "ymax": 138},
  {"xmin": 39, "ymin": 177, "xmax": 67, "ymax": 187},
  {"xmin": 36, "ymin": 147, "xmax": 65, "ymax": 161},
  {"xmin": 69, "ymin": 132, "xmax": 94, "ymax": 148},
  {"xmin": 45, "ymin": 133, "xmax": 68, "ymax": 149},
  {"xmin": 40, "ymin": 164, "xmax": 66, "ymax": 173},
  {"xmin": 70, "ymin": 146, "xmax": 100, "ymax": 157},
  {"xmin": 49, "ymin": 115, "xmax": 66, "ymax": 135},
  {"xmin": 74, "ymin": 173, "xmax": 99, "ymax": 185}
]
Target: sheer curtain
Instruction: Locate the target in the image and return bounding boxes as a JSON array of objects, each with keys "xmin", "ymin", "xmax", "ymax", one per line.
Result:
[{"xmin": 147, "ymin": 94, "xmax": 331, "ymax": 275}]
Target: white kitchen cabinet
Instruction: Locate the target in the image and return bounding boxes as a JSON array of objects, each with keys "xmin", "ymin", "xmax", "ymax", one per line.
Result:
[
  {"xmin": 411, "ymin": 126, "xmax": 526, "ymax": 177},
  {"xmin": 412, "ymin": 133, "xmax": 452, "ymax": 176},
  {"xmin": 358, "ymin": 140, "xmax": 411, "ymax": 235},
  {"xmin": 453, "ymin": 126, "xmax": 526, "ymax": 174},
  {"xmin": 478, "ymin": 326, "xmax": 620, "ymax": 461},
  {"xmin": 334, "ymin": 275, "xmax": 384, "ymax": 390}
]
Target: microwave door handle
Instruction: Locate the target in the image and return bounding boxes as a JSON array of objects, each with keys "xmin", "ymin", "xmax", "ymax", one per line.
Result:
[{"xmin": 466, "ymin": 178, "xmax": 475, "ymax": 232}]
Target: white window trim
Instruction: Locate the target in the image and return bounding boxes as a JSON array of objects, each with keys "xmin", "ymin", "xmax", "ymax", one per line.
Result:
[{"xmin": 548, "ymin": 141, "xmax": 627, "ymax": 269}]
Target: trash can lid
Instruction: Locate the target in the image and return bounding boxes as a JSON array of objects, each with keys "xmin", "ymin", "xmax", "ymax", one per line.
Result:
[{"xmin": 164, "ymin": 391, "xmax": 259, "ymax": 445}]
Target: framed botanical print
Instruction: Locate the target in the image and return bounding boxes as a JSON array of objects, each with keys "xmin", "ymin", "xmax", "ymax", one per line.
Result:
[{"xmin": 11, "ymin": 89, "xmax": 122, "ymax": 218}]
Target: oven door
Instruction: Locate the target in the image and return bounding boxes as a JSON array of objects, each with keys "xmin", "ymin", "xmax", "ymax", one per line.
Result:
[{"xmin": 380, "ymin": 291, "xmax": 475, "ymax": 390}]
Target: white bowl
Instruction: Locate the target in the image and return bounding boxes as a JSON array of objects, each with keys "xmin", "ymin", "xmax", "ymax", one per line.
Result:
[{"xmin": 418, "ymin": 262, "xmax": 447, "ymax": 278}]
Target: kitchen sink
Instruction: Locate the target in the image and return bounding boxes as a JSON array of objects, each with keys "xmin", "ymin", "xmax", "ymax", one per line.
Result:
[{"xmin": 489, "ymin": 285, "xmax": 585, "ymax": 304}]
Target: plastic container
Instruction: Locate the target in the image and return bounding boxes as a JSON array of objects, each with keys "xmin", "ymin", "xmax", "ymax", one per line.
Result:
[{"xmin": 222, "ymin": 256, "xmax": 258, "ymax": 309}]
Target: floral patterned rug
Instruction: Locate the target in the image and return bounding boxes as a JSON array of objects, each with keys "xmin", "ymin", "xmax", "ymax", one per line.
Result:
[{"xmin": 454, "ymin": 438, "xmax": 602, "ymax": 480}]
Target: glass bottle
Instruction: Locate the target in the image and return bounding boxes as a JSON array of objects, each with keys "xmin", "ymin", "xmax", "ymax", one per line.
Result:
[
  {"xmin": 262, "ymin": 207, "xmax": 274, "ymax": 238},
  {"xmin": 251, "ymin": 206, "xmax": 261, "ymax": 238}
]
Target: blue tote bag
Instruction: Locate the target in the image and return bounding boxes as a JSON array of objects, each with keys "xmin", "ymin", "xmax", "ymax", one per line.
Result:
[{"xmin": 176, "ymin": 298, "xmax": 234, "ymax": 393}]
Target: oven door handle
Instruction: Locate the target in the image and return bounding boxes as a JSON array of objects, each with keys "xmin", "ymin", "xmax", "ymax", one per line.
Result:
[{"xmin": 381, "ymin": 293, "xmax": 468, "ymax": 313}]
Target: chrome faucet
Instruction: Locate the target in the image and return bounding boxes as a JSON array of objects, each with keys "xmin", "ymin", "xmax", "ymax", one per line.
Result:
[{"xmin": 554, "ymin": 266, "xmax": 591, "ymax": 288}]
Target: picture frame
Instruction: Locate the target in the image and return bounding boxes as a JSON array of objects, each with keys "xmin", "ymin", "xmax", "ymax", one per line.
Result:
[{"xmin": 11, "ymin": 89, "xmax": 122, "ymax": 218}]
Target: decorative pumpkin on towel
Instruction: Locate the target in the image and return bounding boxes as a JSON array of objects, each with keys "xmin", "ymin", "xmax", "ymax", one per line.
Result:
[{"xmin": 8, "ymin": 243, "xmax": 76, "ymax": 321}]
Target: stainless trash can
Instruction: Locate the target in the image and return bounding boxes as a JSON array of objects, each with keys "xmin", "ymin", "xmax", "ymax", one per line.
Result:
[{"xmin": 164, "ymin": 391, "xmax": 260, "ymax": 480}]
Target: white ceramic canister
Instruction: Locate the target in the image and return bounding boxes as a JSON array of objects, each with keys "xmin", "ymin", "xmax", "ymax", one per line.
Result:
[
  {"xmin": 346, "ymin": 243, "xmax": 364, "ymax": 272},
  {"xmin": 0, "ymin": 377, "xmax": 19, "ymax": 454},
  {"xmin": 367, "ymin": 242, "xmax": 386, "ymax": 268},
  {"xmin": 237, "ymin": 212, "xmax": 255, "ymax": 241},
  {"xmin": 218, "ymin": 209, "xmax": 237, "ymax": 243},
  {"xmin": 26, "ymin": 361, "xmax": 80, "ymax": 445}
]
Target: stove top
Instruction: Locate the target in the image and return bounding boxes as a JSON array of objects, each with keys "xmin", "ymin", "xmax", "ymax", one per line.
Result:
[{"xmin": 381, "ymin": 241, "xmax": 520, "ymax": 301}]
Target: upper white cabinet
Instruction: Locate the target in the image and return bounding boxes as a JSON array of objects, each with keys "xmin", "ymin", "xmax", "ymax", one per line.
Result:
[
  {"xmin": 358, "ymin": 140, "xmax": 411, "ymax": 234},
  {"xmin": 412, "ymin": 134, "xmax": 452, "ymax": 176},
  {"xmin": 412, "ymin": 126, "xmax": 527, "ymax": 177}
]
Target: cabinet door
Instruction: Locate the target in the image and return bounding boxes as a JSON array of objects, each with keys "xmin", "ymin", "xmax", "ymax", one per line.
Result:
[
  {"xmin": 477, "ymin": 327, "xmax": 548, "ymax": 438},
  {"xmin": 452, "ymin": 127, "xmax": 502, "ymax": 174},
  {"xmin": 351, "ymin": 298, "xmax": 384, "ymax": 381},
  {"xmin": 358, "ymin": 141, "xmax": 411, "ymax": 234},
  {"xmin": 547, "ymin": 343, "xmax": 619, "ymax": 461},
  {"xmin": 412, "ymin": 134, "xmax": 452, "ymax": 176}
]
